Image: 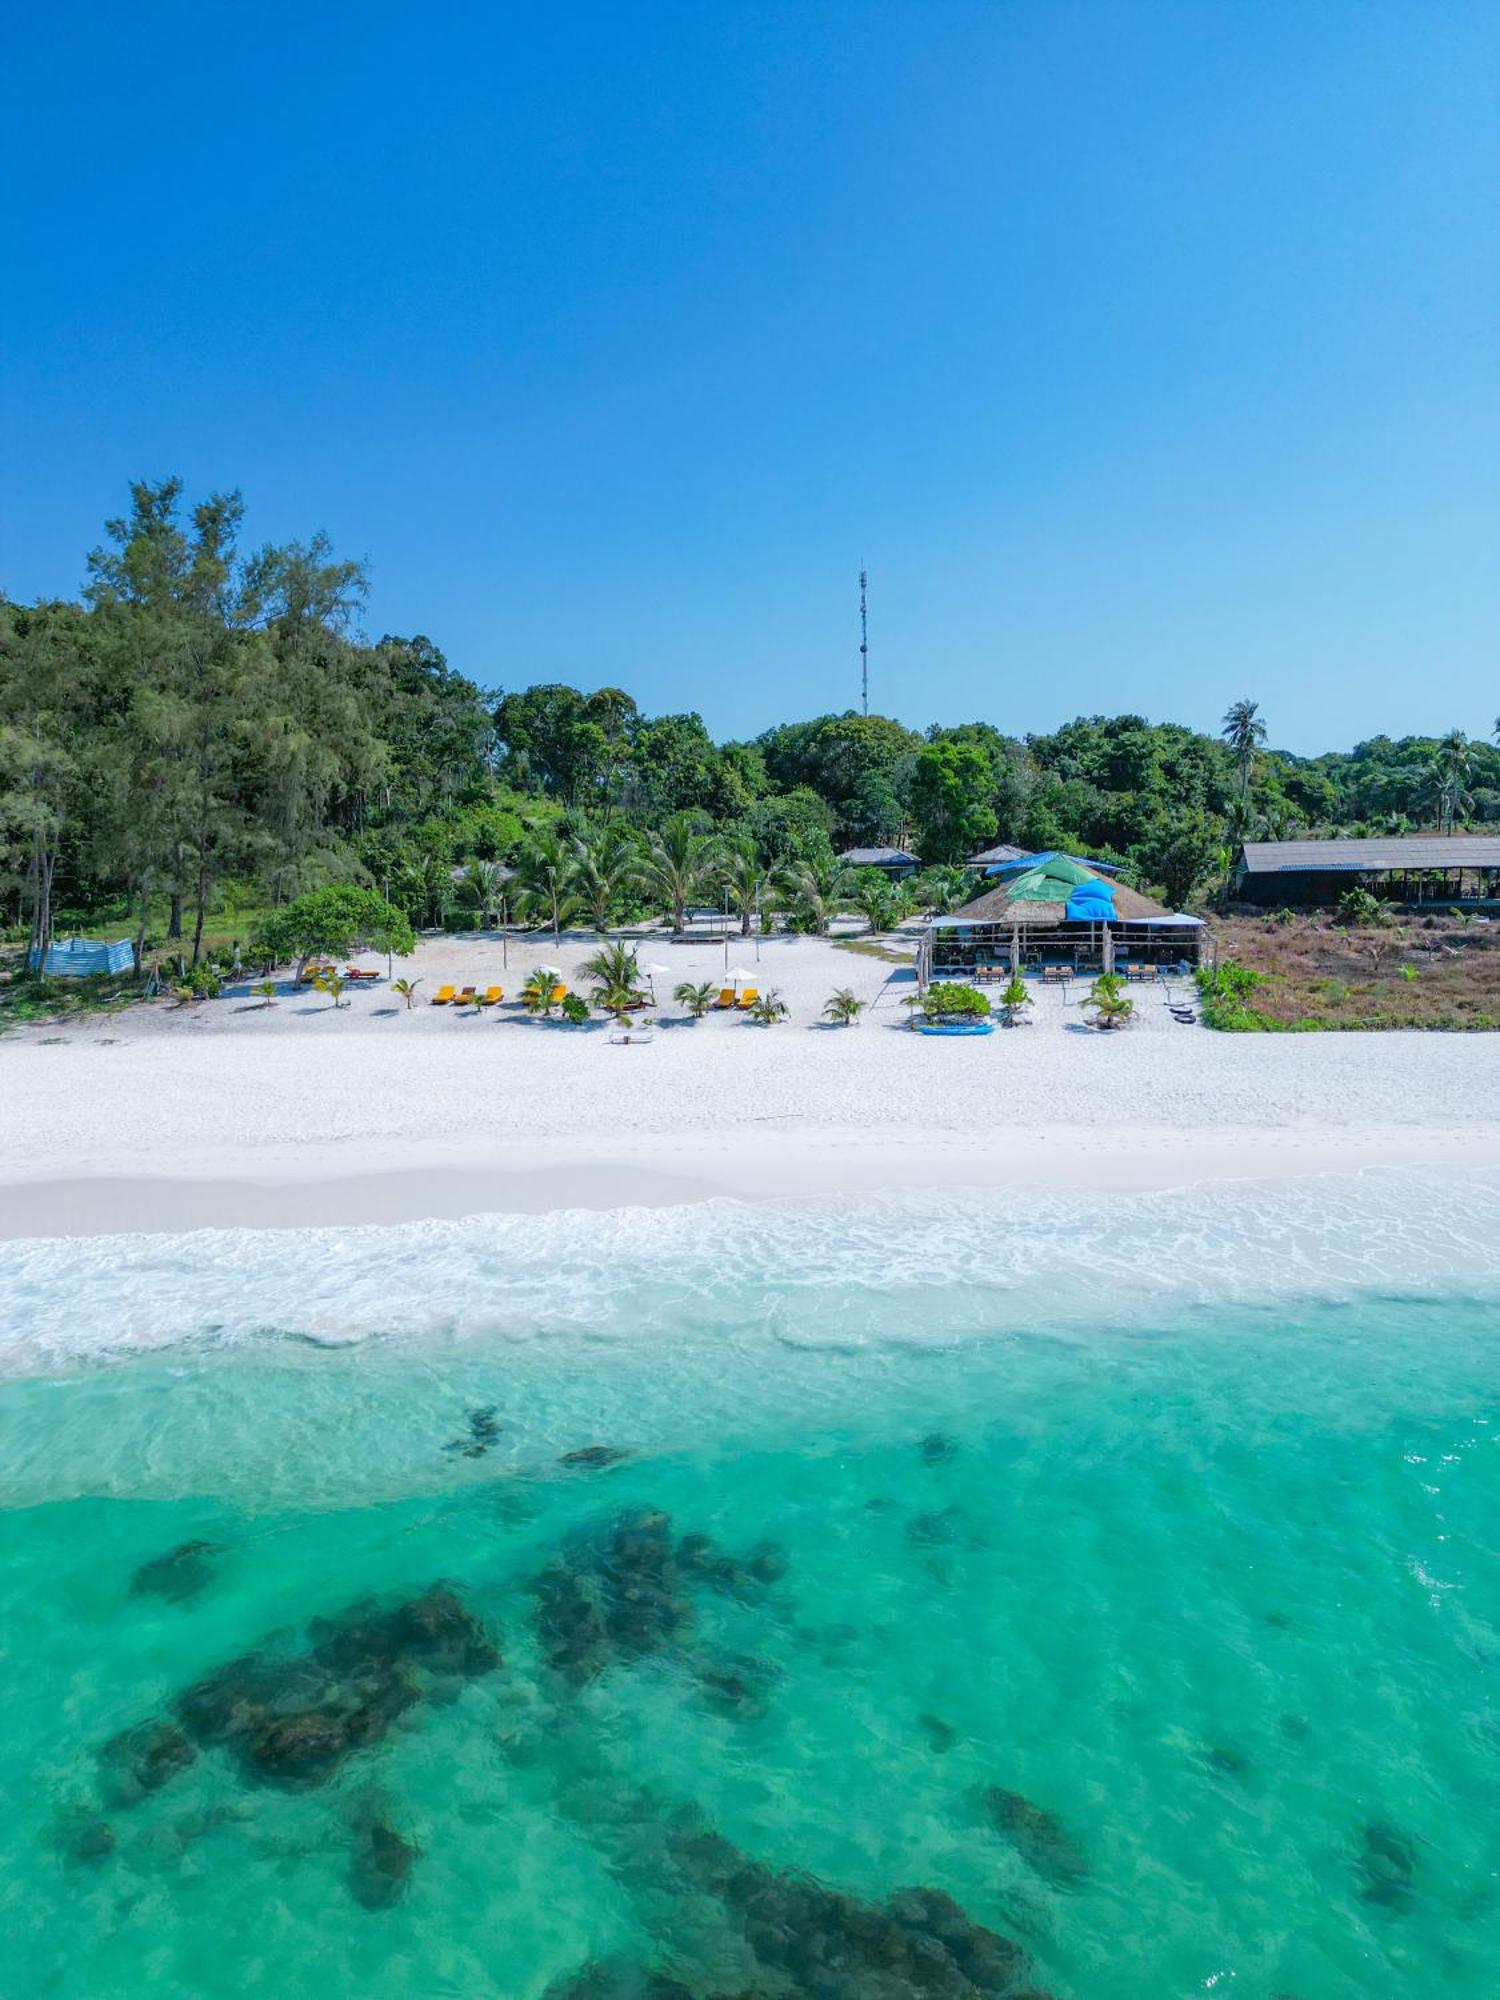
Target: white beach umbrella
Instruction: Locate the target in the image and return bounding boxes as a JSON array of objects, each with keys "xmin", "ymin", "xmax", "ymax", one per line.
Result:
[{"xmin": 727, "ymin": 965, "xmax": 755, "ymax": 984}]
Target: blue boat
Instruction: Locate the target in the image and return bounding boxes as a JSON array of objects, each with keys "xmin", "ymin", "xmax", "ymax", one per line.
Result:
[{"xmin": 914, "ymin": 1020, "xmax": 994, "ymax": 1036}]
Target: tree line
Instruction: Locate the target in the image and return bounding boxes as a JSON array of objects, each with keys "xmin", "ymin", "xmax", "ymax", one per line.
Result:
[{"xmin": 4, "ymin": 480, "xmax": 1498, "ymax": 968}]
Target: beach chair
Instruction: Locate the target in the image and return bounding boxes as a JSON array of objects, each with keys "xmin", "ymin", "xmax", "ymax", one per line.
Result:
[
  {"xmin": 431, "ymin": 984, "xmax": 457, "ymax": 1005},
  {"xmin": 735, "ymin": 988, "xmax": 760, "ymax": 1009},
  {"xmin": 478, "ymin": 985, "xmax": 502, "ymax": 1006},
  {"xmin": 714, "ymin": 987, "xmax": 736, "ymax": 1008},
  {"xmin": 1041, "ymin": 964, "xmax": 1068, "ymax": 986},
  {"xmin": 550, "ymin": 983, "xmax": 567, "ymax": 1004},
  {"xmin": 457, "ymin": 985, "xmax": 477, "ymax": 1006}
]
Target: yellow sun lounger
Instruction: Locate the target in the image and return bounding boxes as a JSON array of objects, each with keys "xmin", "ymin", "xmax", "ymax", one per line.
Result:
[
  {"xmin": 550, "ymin": 983, "xmax": 567, "ymax": 1004},
  {"xmin": 478, "ymin": 985, "xmax": 503, "ymax": 1006},
  {"xmin": 431, "ymin": 984, "xmax": 457, "ymax": 1005},
  {"xmin": 714, "ymin": 987, "xmax": 736, "ymax": 1008},
  {"xmin": 735, "ymin": 988, "xmax": 760, "ymax": 1009}
]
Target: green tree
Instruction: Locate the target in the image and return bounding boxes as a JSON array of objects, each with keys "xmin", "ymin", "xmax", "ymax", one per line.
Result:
[
  {"xmin": 908, "ymin": 741, "xmax": 998, "ymax": 865},
  {"xmin": 571, "ymin": 824, "xmax": 644, "ymax": 933},
  {"xmin": 251, "ymin": 885, "xmax": 414, "ymax": 975}
]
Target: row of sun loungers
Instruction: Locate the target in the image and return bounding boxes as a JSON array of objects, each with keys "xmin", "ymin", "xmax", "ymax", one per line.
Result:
[{"xmin": 431, "ymin": 984, "xmax": 506, "ymax": 1006}]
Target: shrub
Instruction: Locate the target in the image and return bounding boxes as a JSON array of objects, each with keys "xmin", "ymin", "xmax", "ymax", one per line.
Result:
[
  {"xmin": 922, "ymin": 981, "xmax": 989, "ymax": 1020},
  {"xmin": 560, "ymin": 992, "xmax": 591, "ymax": 1025},
  {"xmin": 252, "ymin": 886, "xmax": 414, "ymax": 971},
  {"xmin": 1336, "ymin": 886, "xmax": 1385, "ymax": 927}
]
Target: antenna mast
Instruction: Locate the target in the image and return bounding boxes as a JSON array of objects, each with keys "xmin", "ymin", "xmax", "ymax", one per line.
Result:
[{"xmin": 858, "ymin": 567, "xmax": 869, "ymax": 716}]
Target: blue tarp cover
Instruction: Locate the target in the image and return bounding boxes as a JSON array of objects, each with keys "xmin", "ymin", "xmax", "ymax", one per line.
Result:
[
  {"xmin": 1064, "ymin": 882, "xmax": 1117, "ymax": 921},
  {"xmin": 28, "ymin": 937, "xmax": 134, "ymax": 977}
]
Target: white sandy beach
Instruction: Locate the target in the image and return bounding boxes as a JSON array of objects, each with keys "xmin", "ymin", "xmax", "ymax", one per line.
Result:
[{"xmin": 3, "ymin": 932, "xmax": 1499, "ymax": 1235}]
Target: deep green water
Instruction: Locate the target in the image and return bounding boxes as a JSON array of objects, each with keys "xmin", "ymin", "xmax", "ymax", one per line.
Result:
[{"xmin": 2, "ymin": 1182, "xmax": 1499, "ymax": 1998}]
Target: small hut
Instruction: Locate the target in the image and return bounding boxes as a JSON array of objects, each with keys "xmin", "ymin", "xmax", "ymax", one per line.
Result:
[{"xmin": 919, "ymin": 853, "xmax": 1203, "ymax": 982}]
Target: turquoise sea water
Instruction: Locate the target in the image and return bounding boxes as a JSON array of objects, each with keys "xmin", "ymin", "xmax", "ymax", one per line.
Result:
[{"xmin": 3, "ymin": 1173, "xmax": 1499, "ymax": 1999}]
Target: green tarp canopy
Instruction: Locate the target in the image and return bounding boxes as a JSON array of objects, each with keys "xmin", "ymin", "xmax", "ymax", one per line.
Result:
[{"xmin": 1005, "ymin": 854, "xmax": 1097, "ymax": 902}]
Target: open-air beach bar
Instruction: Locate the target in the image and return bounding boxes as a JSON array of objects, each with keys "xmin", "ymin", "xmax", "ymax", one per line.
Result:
[{"xmin": 918, "ymin": 852, "xmax": 1204, "ymax": 982}]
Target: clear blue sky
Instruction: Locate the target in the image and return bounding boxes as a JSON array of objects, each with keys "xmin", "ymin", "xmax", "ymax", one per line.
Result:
[{"xmin": 3, "ymin": 1, "xmax": 1496, "ymax": 754}]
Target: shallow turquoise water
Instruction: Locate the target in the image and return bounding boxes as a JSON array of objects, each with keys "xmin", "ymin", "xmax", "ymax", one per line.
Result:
[{"xmin": 2, "ymin": 1178, "xmax": 1499, "ymax": 1998}]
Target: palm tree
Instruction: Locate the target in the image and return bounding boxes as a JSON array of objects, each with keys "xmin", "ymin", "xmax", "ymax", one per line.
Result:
[
  {"xmin": 823, "ymin": 988, "xmax": 865, "ymax": 1025},
  {"xmin": 512, "ymin": 825, "xmax": 577, "ymax": 944},
  {"xmin": 459, "ymin": 859, "xmax": 509, "ymax": 930},
  {"xmin": 646, "ymin": 815, "xmax": 717, "ymax": 933},
  {"xmin": 571, "ymin": 825, "xmax": 644, "ymax": 934},
  {"xmin": 719, "ymin": 840, "xmax": 772, "ymax": 938},
  {"xmin": 998, "ymin": 974, "xmax": 1033, "ymax": 1027},
  {"xmin": 580, "ymin": 939, "xmax": 644, "ymax": 1012},
  {"xmin": 748, "ymin": 988, "xmax": 789, "ymax": 1024},
  {"xmin": 1083, "ymin": 972, "xmax": 1133, "ymax": 1030},
  {"xmin": 853, "ymin": 871, "xmax": 912, "ymax": 936},
  {"xmin": 674, "ymin": 979, "xmax": 718, "ymax": 1019},
  {"xmin": 521, "ymin": 966, "xmax": 560, "ymax": 1016},
  {"xmin": 313, "ymin": 970, "xmax": 348, "ymax": 1009},
  {"xmin": 252, "ymin": 979, "xmax": 278, "ymax": 1008},
  {"xmin": 1221, "ymin": 699, "xmax": 1267, "ymax": 800},
  {"xmin": 913, "ymin": 865, "xmax": 972, "ymax": 915},
  {"xmin": 402, "ymin": 853, "xmax": 453, "ymax": 930},
  {"xmin": 780, "ymin": 855, "xmax": 856, "ymax": 936},
  {"xmin": 1431, "ymin": 729, "xmax": 1472, "ymax": 835},
  {"xmin": 391, "ymin": 976, "xmax": 421, "ymax": 1009}
]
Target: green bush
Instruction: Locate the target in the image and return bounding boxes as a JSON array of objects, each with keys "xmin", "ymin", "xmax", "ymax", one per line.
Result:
[
  {"xmin": 251, "ymin": 886, "xmax": 415, "ymax": 969},
  {"xmin": 560, "ymin": 992, "xmax": 591, "ymax": 1025},
  {"xmin": 922, "ymin": 981, "xmax": 989, "ymax": 1020}
]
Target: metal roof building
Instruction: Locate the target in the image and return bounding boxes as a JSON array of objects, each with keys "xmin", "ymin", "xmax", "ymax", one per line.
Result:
[
  {"xmin": 1235, "ymin": 837, "xmax": 1500, "ymax": 907},
  {"xmin": 838, "ymin": 845, "xmax": 920, "ymax": 878}
]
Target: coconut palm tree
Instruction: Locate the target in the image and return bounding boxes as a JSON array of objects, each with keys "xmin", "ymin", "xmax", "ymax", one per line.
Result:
[
  {"xmin": 780, "ymin": 855, "xmax": 857, "ymax": 935},
  {"xmin": 459, "ymin": 859, "xmax": 509, "ymax": 930},
  {"xmin": 512, "ymin": 825, "xmax": 577, "ymax": 944},
  {"xmin": 571, "ymin": 825, "xmax": 645, "ymax": 934},
  {"xmin": 1431, "ymin": 729, "xmax": 1472, "ymax": 835},
  {"xmin": 1221, "ymin": 699, "xmax": 1267, "ymax": 799},
  {"xmin": 823, "ymin": 988, "xmax": 865, "ymax": 1025},
  {"xmin": 252, "ymin": 979, "xmax": 278, "ymax": 1008},
  {"xmin": 313, "ymin": 970, "xmax": 348, "ymax": 1009},
  {"xmin": 913, "ymin": 865, "xmax": 972, "ymax": 915},
  {"xmin": 646, "ymin": 815, "xmax": 718, "ymax": 933},
  {"xmin": 391, "ymin": 976, "xmax": 421, "ymax": 1009},
  {"xmin": 674, "ymin": 979, "xmax": 718, "ymax": 1019},
  {"xmin": 719, "ymin": 840, "xmax": 773, "ymax": 938},
  {"xmin": 580, "ymin": 939, "xmax": 645, "ymax": 1013}
]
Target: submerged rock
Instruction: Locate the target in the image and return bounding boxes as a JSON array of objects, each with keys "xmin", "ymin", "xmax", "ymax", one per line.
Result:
[
  {"xmin": 130, "ymin": 1539, "xmax": 221, "ymax": 1603},
  {"xmin": 920, "ymin": 1433, "xmax": 959, "ymax": 1464},
  {"xmin": 1204, "ymin": 1743, "xmax": 1250, "ymax": 1778},
  {"xmin": 543, "ymin": 1965, "xmax": 696, "ymax": 2000},
  {"xmin": 531, "ymin": 1510, "xmax": 787, "ymax": 1689},
  {"xmin": 51, "ymin": 1810, "xmax": 116, "ymax": 1866},
  {"xmin": 920, "ymin": 1712, "xmax": 959, "ymax": 1754},
  {"xmin": 983, "ymin": 1789, "xmax": 1089, "ymax": 1890},
  {"xmin": 1357, "ymin": 1820, "xmax": 1418, "ymax": 1909},
  {"xmin": 99, "ymin": 1719, "xmax": 197, "ymax": 1805},
  {"xmin": 694, "ymin": 1652, "xmax": 780, "ymax": 1723},
  {"xmin": 560, "ymin": 1445, "xmax": 634, "ymax": 1470},
  {"xmin": 163, "ymin": 1583, "xmax": 499, "ymax": 1789},
  {"xmin": 665, "ymin": 1819, "xmax": 1035, "ymax": 1996},
  {"xmin": 349, "ymin": 1818, "xmax": 419, "ymax": 1910},
  {"xmin": 445, "ymin": 1405, "xmax": 504, "ymax": 1459}
]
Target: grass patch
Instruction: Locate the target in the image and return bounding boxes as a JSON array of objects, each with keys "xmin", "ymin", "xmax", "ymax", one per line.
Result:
[
  {"xmin": 1202, "ymin": 915, "xmax": 1500, "ymax": 1030},
  {"xmin": 833, "ymin": 937, "xmax": 916, "ymax": 966}
]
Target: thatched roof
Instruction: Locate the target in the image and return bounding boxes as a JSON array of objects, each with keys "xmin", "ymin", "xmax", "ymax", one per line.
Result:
[{"xmin": 950, "ymin": 859, "xmax": 1176, "ymax": 926}]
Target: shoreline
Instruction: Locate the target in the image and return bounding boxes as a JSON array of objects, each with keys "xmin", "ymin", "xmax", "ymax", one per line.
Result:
[{"xmin": 3, "ymin": 1122, "xmax": 1497, "ymax": 1237}]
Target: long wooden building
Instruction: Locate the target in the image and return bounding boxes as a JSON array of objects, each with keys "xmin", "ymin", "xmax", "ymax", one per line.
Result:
[
  {"xmin": 920, "ymin": 852, "xmax": 1204, "ymax": 982},
  {"xmin": 1234, "ymin": 836, "xmax": 1500, "ymax": 908}
]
